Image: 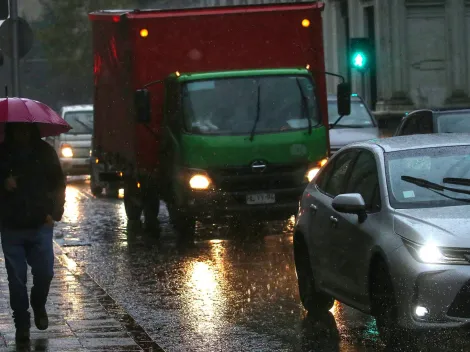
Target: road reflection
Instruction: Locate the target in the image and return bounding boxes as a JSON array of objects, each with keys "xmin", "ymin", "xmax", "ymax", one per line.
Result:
[{"xmin": 59, "ymin": 182, "xmax": 470, "ymax": 352}]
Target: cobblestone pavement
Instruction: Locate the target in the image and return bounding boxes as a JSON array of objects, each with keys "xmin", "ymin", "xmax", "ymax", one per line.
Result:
[{"xmin": 0, "ymin": 242, "xmax": 164, "ymax": 352}]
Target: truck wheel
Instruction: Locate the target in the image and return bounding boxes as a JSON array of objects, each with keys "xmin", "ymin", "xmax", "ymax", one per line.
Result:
[
  {"xmin": 124, "ymin": 182, "xmax": 142, "ymax": 221},
  {"xmin": 168, "ymin": 204, "xmax": 196, "ymax": 238},
  {"xmin": 91, "ymin": 185, "xmax": 102, "ymax": 197},
  {"xmin": 90, "ymin": 172, "xmax": 102, "ymax": 197},
  {"xmin": 143, "ymin": 195, "xmax": 160, "ymax": 231}
]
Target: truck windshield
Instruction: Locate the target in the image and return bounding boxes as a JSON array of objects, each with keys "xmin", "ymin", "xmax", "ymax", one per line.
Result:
[
  {"xmin": 64, "ymin": 111, "xmax": 93, "ymax": 134},
  {"xmin": 182, "ymin": 76, "xmax": 319, "ymax": 135}
]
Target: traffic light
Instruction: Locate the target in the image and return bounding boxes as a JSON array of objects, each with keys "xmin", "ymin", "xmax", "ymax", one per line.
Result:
[{"xmin": 349, "ymin": 38, "xmax": 372, "ymax": 72}]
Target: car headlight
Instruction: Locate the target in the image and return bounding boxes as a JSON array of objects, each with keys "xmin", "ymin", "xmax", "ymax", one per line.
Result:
[
  {"xmin": 189, "ymin": 174, "xmax": 211, "ymax": 190},
  {"xmin": 61, "ymin": 146, "xmax": 73, "ymax": 158},
  {"xmin": 403, "ymin": 238, "xmax": 469, "ymax": 264},
  {"xmin": 305, "ymin": 158, "xmax": 328, "ymax": 182}
]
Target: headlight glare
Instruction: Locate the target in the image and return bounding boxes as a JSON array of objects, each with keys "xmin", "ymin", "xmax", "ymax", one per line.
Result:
[
  {"xmin": 403, "ymin": 238, "xmax": 469, "ymax": 265},
  {"xmin": 189, "ymin": 174, "xmax": 211, "ymax": 190},
  {"xmin": 417, "ymin": 244, "xmax": 444, "ymax": 263},
  {"xmin": 61, "ymin": 146, "xmax": 73, "ymax": 158},
  {"xmin": 306, "ymin": 167, "xmax": 320, "ymax": 182}
]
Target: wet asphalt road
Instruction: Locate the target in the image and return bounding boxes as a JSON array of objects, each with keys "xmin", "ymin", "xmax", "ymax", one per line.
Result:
[{"xmin": 55, "ymin": 178, "xmax": 470, "ymax": 352}]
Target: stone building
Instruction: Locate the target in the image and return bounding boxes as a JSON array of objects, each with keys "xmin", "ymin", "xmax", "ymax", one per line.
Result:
[
  {"xmin": 10, "ymin": 0, "xmax": 470, "ymax": 120},
  {"xmin": 323, "ymin": 0, "xmax": 470, "ymax": 119}
]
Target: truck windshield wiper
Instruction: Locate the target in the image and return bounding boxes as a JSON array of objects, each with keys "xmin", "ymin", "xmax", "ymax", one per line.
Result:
[
  {"xmin": 401, "ymin": 175, "xmax": 470, "ymax": 196},
  {"xmin": 296, "ymin": 78, "xmax": 312, "ymax": 135},
  {"xmin": 249, "ymin": 83, "xmax": 261, "ymax": 142}
]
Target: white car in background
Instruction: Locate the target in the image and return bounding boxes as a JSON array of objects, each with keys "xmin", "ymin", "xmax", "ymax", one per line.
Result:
[
  {"xmin": 327, "ymin": 94, "xmax": 380, "ymax": 154},
  {"xmin": 47, "ymin": 105, "xmax": 93, "ymax": 176}
]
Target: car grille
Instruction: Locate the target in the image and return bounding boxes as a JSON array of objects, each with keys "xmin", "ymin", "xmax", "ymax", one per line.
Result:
[
  {"xmin": 71, "ymin": 147, "xmax": 90, "ymax": 158},
  {"xmin": 209, "ymin": 163, "xmax": 308, "ymax": 192},
  {"xmin": 447, "ymin": 280, "xmax": 470, "ymax": 318}
]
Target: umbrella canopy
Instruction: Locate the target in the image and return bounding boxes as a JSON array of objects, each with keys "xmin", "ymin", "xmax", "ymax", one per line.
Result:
[{"xmin": 0, "ymin": 97, "xmax": 71, "ymax": 142}]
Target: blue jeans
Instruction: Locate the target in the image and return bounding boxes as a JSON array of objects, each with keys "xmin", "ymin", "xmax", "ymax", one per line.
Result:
[{"xmin": 1, "ymin": 225, "xmax": 54, "ymax": 329}]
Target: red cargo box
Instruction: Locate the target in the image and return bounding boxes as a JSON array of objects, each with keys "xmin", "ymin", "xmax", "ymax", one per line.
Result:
[{"xmin": 90, "ymin": 2, "xmax": 326, "ymax": 172}]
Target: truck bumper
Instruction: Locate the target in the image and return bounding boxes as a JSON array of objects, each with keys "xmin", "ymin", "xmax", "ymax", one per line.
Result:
[
  {"xmin": 186, "ymin": 186, "xmax": 305, "ymax": 221},
  {"xmin": 61, "ymin": 158, "xmax": 91, "ymax": 176}
]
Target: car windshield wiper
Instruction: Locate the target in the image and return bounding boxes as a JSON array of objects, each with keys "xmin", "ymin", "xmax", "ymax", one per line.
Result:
[
  {"xmin": 401, "ymin": 175, "xmax": 470, "ymax": 196},
  {"xmin": 443, "ymin": 177, "xmax": 470, "ymax": 186},
  {"xmin": 74, "ymin": 119, "xmax": 92, "ymax": 133},
  {"xmin": 249, "ymin": 83, "xmax": 261, "ymax": 142},
  {"xmin": 296, "ymin": 78, "xmax": 312, "ymax": 134}
]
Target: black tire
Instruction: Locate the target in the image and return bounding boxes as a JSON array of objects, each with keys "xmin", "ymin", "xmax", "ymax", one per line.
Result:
[
  {"xmin": 143, "ymin": 195, "xmax": 160, "ymax": 231},
  {"xmin": 371, "ymin": 260, "xmax": 413, "ymax": 347},
  {"xmin": 168, "ymin": 204, "xmax": 196, "ymax": 238},
  {"xmin": 91, "ymin": 186, "xmax": 102, "ymax": 197},
  {"xmin": 294, "ymin": 233, "xmax": 334, "ymax": 312},
  {"xmin": 124, "ymin": 183, "xmax": 142, "ymax": 221}
]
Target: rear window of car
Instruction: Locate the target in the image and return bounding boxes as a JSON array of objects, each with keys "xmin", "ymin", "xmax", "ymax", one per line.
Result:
[{"xmin": 327, "ymin": 100, "xmax": 374, "ymax": 127}]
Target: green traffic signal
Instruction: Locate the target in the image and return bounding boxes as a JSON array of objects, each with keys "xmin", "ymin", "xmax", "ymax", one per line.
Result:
[
  {"xmin": 349, "ymin": 38, "xmax": 372, "ymax": 71},
  {"xmin": 352, "ymin": 52, "xmax": 366, "ymax": 68}
]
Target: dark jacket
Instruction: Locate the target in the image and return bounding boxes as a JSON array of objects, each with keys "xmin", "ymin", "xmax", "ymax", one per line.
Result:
[{"xmin": 0, "ymin": 134, "xmax": 66, "ymax": 230}]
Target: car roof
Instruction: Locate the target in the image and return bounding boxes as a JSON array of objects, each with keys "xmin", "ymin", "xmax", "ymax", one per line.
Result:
[
  {"xmin": 61, "ymin": 105, "xmax": 93, "ymax": 113},
  {"xmin": 346, "ymin": 134, "xmax": 470, "ymax": 152}
]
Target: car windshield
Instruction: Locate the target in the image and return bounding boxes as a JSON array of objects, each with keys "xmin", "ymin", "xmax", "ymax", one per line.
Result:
[
  {"xmin": 436, "ymin": 112, "xmax": 470, "ymax": 133},
  {"xmin": 64, "ymin": 111, "xmax": 93, "ymax": 134},
  {"xmin": 327, "ymin": 100, "xmax": 374, "ymax": 127},
  {"xmin": 386, "ymin": 145, "xmax": 470, "ymax": 209},
  {"xmin": 182, "ymin": 75, "xmax": 319, "ymax": 135}
]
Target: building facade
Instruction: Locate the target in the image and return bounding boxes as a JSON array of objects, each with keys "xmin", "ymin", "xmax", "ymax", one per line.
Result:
[{"xmin": 323, "ymin": 0, "xmax": 470, "ymax": 117}]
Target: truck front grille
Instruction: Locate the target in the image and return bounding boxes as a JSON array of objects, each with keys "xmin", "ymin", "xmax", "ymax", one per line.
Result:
[{"xmin": 210, "ymin": 163, "xmax": 308, "ymax": 192}]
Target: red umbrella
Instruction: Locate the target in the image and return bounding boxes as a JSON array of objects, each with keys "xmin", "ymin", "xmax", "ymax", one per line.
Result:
[{"xmin": 0, "ymin": 97, "xmax": 71, "ymax": 142}]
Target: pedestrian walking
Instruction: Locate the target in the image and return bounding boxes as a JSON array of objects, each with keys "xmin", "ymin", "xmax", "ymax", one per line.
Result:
[{"xmin": 0, "ymin": 98, "xmax": 70, "ymax": 343}]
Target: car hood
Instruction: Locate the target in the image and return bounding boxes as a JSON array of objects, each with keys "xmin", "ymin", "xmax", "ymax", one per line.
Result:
[
  {"xmin": 394, "ymin": 206, "xmax": 470, "ymax": 247},
  {"xmin": 329, "ymin": 127, "xmax": 379, "ymax": 149}
]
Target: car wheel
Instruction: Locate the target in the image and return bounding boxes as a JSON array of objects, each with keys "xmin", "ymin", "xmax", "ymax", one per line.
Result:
[
  {"xmin": 371, "ymin": 260, "xmax": 413, "ymax": 347},
  {"xmin": 294, "ymin": 233, "xmax": 334, "ymax": 312}
]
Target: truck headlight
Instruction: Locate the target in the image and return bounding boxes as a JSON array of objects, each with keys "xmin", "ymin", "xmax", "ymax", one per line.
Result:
[
  {"xmin": 306, "ymin": 158, "xmax": 328, "ymax": 182},
  {"xmin": 189, "ymin": 174, "xmax": 211, "ymax": 190},
  {"xmin": 61, "ymin": 146, "xmax": 73, "ymax": 158},
  {"xmin": 306, "ymin": 167, "xmax": 320, "ymax": 182},
  {"xmin": 403, "ymin": 238, "xmax": 469, "ymax": 264}
]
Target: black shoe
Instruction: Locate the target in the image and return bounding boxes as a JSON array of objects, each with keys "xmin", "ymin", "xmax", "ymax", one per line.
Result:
[
  {"xmin": 32, "ymin": 306, "xmax": 48, "ymax": 330},
  {"xmin": 15, "ymin": 327, "xmax": 30, "ymax": 343}
]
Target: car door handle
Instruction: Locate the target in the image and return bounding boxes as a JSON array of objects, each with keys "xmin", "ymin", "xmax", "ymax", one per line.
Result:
[
  {"xmin": 330, "ymin": 216, "xmax": 338, "ymax": 226},
  {"xmin": 310, "ymin": 204, "xmax": 317, "ymax": 213}
]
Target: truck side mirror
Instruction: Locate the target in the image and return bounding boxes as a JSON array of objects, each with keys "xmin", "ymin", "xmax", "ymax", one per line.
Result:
[
  {"xmin": 135, "ymin": 89, "xmax": 151, "ymax": 123},
  {"xmin": 337, "ymin": 82, "xmax": 351, "ymax": 116}
]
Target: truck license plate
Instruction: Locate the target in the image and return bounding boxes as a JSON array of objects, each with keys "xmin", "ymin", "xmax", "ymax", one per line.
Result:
[{"xmin": 246, "ymin": 193, "xmax": 275, "ymax": 205}]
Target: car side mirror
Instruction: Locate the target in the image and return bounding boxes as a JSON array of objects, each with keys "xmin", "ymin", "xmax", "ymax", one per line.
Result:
[
  {"xmin": 337, "ymin": 82, "xmax": 351, "ymax": 116},
  {"xmin": 332, "ymin": 193, "xmax": 367, "ymax": 223},
  {"xmin": 135, "ymin": 89, "xmax": 151, "ymax": 123}
]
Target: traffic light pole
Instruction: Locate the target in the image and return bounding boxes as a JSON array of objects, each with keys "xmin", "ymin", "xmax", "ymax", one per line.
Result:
[
  {"xmin": 10, "ymin": 0, "xmax": 20, "ymax": 96},
  {"xmin": 361, "ymin": 71, "xmax": 366, "ymax": 104}
]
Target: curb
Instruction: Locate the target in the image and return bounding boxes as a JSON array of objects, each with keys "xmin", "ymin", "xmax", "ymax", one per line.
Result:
[{"xmin": 53, "ymin": 241, "xmax": 166, "ymax": 352}]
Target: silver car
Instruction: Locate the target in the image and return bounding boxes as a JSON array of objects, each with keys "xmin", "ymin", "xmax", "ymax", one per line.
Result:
[
  {"xmin": 328, "ymin": 94, "xmax": 380, "ymax": 154},
  {"xmin": 294, "ymin": 133, "xmax": 470, "ymax": 344}
]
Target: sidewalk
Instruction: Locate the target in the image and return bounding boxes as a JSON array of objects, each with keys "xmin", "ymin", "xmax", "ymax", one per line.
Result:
[{"xmin": 0, "ymin": 242, "xmax": 164, "ymax": 351}]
